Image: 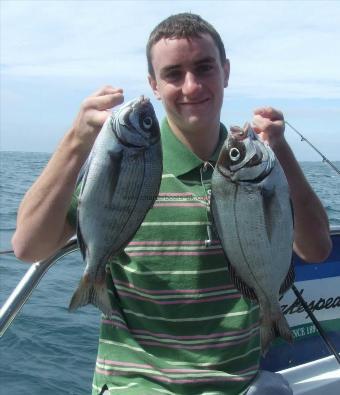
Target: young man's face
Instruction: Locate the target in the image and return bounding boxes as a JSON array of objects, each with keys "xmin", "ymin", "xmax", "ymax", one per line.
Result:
[{"xmin": 148, "ymin": 33, "xmax": 229, "ymax": 135}]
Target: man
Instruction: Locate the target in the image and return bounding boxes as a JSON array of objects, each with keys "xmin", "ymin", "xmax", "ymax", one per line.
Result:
[{"xmin": 12, "ymin": 13, "xmax": 331, "ymax": 395}]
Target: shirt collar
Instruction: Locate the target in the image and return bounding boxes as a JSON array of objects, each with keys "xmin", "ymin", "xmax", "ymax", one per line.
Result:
[{"xmin": 161, "ymin": 118, "xmax": 228, "ymax": 177}]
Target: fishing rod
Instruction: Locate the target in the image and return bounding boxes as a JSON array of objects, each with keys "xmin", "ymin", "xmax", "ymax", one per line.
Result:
[
  {"xmin": 271, "ymin": 121, "xmax": 340, "ymax": 362},
  {"xmin": 0, "ymin": 250, "xmax": 14, "ymax": 255},
  {"xmin": 291, "ymin": 284, "xmax": 340, "ymax": 365},
  {"xmin": 285, "ymin": 121, "xmax": 340, "ymax": 176}
]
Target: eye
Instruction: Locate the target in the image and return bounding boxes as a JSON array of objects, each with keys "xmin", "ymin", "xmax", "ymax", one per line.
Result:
[
  {"xmin": 196, "ymin": 64, "xmax": 214, "ymax": 75},
  {"xmin": 142, "ymin": 116, "xmax": 153, "ymax": 129},
  {"xmin": 162, "ymin": 69, "xmax": 182, "ymax": 82},
  {"xmin": 229, "ymin": 147, "xmax": 241, "ymax": 162}
]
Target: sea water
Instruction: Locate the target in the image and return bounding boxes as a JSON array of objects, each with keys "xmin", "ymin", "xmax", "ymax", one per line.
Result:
[{"xmin": 0, "ymin": 152, "xmax": 339, "ymax": 394}]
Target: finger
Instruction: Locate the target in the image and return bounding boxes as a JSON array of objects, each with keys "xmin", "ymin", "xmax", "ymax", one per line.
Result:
[
  {"xmin": 253, "ymin": 106, "xmax": 284, "ymax": 121},
  {"xmin": 252, "ymin": 115, "xmax": 266, "ymax": 134},
  {"xmin": 252, "ymin": 114, "xmax": 285, "ymax": 136},
  {"xmin": 252, "ymin": 114, "xmax": 269, "ymax": 129},
  {"xmin": 90, "ymin": 110, "xmax": 112, "ymax": 127},
  {"xmin": 84, "ymin": 92, "xmax": 124, "ymax": 111},
  {"xmin": 91, "ymin": 85, "xmax": 123, "ymax": 97}
]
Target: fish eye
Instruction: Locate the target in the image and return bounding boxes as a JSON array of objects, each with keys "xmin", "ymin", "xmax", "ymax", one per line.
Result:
[
  {"xmin": 229, "ymin": 147, "xmax": 241, "ymax": 162},
  {"xmin": 142, "ymin": 116, "xmax": 153, "ymax": 129}
]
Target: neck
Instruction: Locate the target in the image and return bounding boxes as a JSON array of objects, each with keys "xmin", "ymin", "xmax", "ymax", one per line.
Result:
[{"xmin": 168, "ymin": 119, "xmax": 220, "ymax": 161}]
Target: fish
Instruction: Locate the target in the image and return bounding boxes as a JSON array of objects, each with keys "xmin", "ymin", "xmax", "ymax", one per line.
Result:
[
  {"xmin": 210, "ymin": 123, "xmax": 294, "ymax": 355},
  {"xmin": 69, "ymin": 96, "xmax": 163, "ymax": 316}
]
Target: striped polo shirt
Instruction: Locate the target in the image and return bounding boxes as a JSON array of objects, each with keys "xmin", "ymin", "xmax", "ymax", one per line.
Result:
[{"xmin": 68, "ymin": 118, "xmax": 260, "ymax": 395}]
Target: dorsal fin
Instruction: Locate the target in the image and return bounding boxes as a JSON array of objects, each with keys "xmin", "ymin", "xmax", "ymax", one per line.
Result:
[{"xmin": 225, "ymin": 253, "xmax": 295, "ymax": 301}]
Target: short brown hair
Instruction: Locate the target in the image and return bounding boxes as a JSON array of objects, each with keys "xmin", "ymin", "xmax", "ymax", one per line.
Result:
[{"xmin": 146, "ymin": 13, "xmax": 227, "ymax": 78}]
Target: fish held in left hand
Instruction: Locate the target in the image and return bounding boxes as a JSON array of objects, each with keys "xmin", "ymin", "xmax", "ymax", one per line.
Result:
[
  {"xmin": 69, "ymin": 96, "xmax": 163, "ymax": 316},
  {"xmin": 211, "ymin": 123, "xmax": 294, "ymax": 355}
]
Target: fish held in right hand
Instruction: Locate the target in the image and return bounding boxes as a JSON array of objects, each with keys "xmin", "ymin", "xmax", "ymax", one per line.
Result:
[
  {"xmin": 69, "ymin": 96, "xmax": 163, "ymax": 317},
  {"xmin": 71, "ymin": 86, "xmax": 124, "ymax": 153}
]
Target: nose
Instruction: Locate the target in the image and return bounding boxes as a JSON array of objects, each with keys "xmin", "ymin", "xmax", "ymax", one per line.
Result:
[{"xmin": 182, "ymin": 72, "xmax": 202, "ymax": 97}]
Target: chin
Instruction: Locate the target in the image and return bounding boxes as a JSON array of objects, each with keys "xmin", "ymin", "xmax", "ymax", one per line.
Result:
[
  {"xmin": 182, "ymin": 118, "xmax": 211, "ymax": 133},
  {"xmin": 188, "ymin": 113, "xmax": 213, "ymax": 125}
]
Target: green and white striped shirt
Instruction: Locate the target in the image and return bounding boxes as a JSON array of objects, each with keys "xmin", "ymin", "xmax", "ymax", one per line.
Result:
[{"xmin": 69, "ymin": 119, "xmax": 260, "ymax": 395}]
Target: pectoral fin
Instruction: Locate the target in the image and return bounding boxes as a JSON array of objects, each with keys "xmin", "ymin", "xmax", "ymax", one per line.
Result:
[{"xmin": 105, "ymin": 148, "xmax": 123, "ymax": 205}]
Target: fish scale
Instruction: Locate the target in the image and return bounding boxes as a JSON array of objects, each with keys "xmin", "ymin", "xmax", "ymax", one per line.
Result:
[
  {"xmin": 212, "ymin": 177, "xmax": 274, "ymax": 297},
  {"xmin": 104, "ymin": 148, "xmax": 161, "ymax": 250},
  {"xmin": 69, "ymin": 96, "xmax": 162, "ymax": 317},
  {"xmin": 211, "ymin": 124, "xmax": 294, "ymax": 355}
]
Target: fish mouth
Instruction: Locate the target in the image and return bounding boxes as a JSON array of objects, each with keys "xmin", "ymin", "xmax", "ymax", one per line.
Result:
[
  {"xmin": 123, "ymin": 96, "xmax": 152, "ymax": 125},
  {"xmin": 216, "ymin": 124, "xmax": 275, "ymax": 182},
  {"xmin": 136, "ymin": 95, "xmax": 150, "ymax": 106},
  {"xmin": 123, "ymin": 96, "xmax": 148, "ymax": 124},
  {"xmin": 225, "ymin": 124, "xmax": 264, "ymax": 171},
  {"xmin": 112, "ymin": 95, "xmax": 159, "ymax": 148},
  {"xmin": 229, "ymin": 124, "xmax": 249, "ymax": 141}
]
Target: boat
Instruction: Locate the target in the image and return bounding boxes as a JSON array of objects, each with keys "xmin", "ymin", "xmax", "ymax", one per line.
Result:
[
  {"xmin": 1, "ymin": 226, "xmax": 339, "ymax": 393},
  {"xmin": 266, "ymin": 124, "xmax": 340, "ymax": 394},
  {"xmin": 261, "ymin": 225, "xmax": 340, "ymax": 394}
]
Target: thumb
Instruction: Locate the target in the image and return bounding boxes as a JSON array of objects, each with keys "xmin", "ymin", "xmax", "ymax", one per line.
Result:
[{"xmin": 90, "ymin": 110, "xmax": 112, "ymax": 128}]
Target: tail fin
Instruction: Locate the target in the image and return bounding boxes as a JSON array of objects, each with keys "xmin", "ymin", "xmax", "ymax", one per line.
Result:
[
  {"xmin": 68, "ymin": 278, "xmax": 113, "ymax": 317},
  {"xmin": 260, "ymin": 304, "xmax": 293, "ymax": 356}
]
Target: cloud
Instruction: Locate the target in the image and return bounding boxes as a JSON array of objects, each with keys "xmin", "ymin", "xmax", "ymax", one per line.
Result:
[
  {"xmin": 1, "ymin": 0, "xmax": 339, "ymax": 99},
  {"xmin": 1, "ymin": 0, "xmax": 339, "ymax": 158}
]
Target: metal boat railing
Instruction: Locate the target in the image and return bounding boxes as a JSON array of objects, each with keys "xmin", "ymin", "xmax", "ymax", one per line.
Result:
[
  {"xmin": 1, "ymin": 227, "xmax": 340, "ymax": 339},
  {"xmin": 0, "ymin": 238, "xmax": 78, "ymax": 337}
]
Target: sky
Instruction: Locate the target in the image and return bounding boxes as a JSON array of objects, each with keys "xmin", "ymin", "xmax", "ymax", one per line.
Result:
[{"xmin": 1, "ymin": 0, "xmax": 340, "ymax": 161}]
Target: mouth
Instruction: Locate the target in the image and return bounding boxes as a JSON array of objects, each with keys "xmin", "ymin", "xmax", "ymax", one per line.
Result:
[{"xmin": 178, "ymin": 98, "xmax": 210, "ymax": 106}]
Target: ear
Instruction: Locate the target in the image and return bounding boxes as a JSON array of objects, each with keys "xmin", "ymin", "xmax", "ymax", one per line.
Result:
[
  {"xmin": 223, "ymin": 59, "xmax": 230, "ymax": 88},
  {"xmin": 148, "ymin": 75, "xmax": 161, "ymax": 100}
]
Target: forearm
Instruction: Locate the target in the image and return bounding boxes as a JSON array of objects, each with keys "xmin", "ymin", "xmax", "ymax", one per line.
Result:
[
  {"xmin": 12, "ymin": 129, "xmax": 87, "ymax": 262},
  {"xmin": 11, "ymin": 86, "xmax": 124, "ymax": 262},
  {"xmin": 273, "ymin": 139, "xmax": 332, "ymax": 262}
]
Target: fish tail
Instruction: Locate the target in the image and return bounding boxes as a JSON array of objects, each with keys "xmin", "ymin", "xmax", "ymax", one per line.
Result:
[
  {"xmin": 260, "ymin": 303, "xmax": 293, "ymax": 355},
  {"xmin": 260, "ymin": 323, "xmax": 275, "ymax": 356},
  {"xmin": 273, "ymin": 311, "xmax": 293, "ymax": 344},
  {"xmin": 68, "ymin": 276, "xmax": 113, "ymax": 317}
]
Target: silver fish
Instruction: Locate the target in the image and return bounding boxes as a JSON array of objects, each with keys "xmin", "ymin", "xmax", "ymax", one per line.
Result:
[
  {"xmin": 69, "ymin": 96, "xmax": 162, "ymax": 316},
  {"xmin": 211, "ymin": 123, "xmax": 294, "ymax": 355}
]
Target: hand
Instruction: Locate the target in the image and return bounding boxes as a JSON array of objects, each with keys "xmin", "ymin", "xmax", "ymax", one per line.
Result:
[
  {"xmin": 251, "ymin": 107, "xmax": 285, "ymax": 149},
  {"xmin": 71, "ymin": 85, "xmax": 124, "ymax": 151}
]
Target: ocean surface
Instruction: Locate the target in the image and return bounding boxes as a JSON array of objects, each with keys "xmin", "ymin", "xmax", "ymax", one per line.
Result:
[{"xmin": 0, "ymin": 151, "xmax": 339, "ymax": 395}]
